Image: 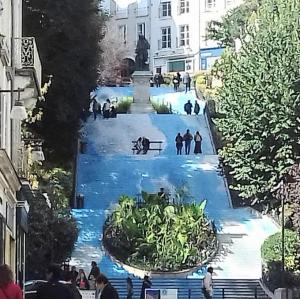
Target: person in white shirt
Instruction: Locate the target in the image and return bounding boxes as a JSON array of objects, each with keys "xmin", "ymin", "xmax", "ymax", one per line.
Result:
[{"xmin": 203, "ymin": 267, "xmax": 213, "ymax": 299}]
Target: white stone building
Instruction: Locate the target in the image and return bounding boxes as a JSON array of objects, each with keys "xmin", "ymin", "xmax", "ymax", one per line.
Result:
[
  {"xmin": 102, "ymin": 0, "xmax": 243, "ymax": 74},
  {"xmin": 0, "ymin": 0, "xmax": 42, "ymax": 284}
]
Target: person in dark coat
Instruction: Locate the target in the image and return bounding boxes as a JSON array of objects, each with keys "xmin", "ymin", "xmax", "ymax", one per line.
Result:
[
  {"xmin": 142, "ymin": 137, "xmax": 150, "ymax": 154},
  {"xmin": 194, "ymin": 100, "xmax": 200, "ymax": 115},
  {"xmin": 183, "ymin": 129, "xmax": 193, "ymax": 155},
  {"xmin": 95, "ymin": 274, "xmax": 119, "ymax": 299},
  {"xmin": 69, "ymin": 266, "xmax": 79, "ymax": 285},
  {"xmin": 37, "ymin": 264, "xmax": 75, "ymax": 299},
  {"xmin": 88, "ymin": 261, "xmax": 100, "ymax": 281},
  {"xmin": 140, "ymin": 275, "xmax": 152, "ymax": 299},
  {"xmin": 126, "ymin": 277, "xmax": 133, "ymax": 299},
  {"xmin": 92, "ymin": 97, "xmax": 98, "ymax": 120},
  {"xmin": 194, "ymin": 131, "xmax": 202, "ymax": 154},
  {"xmin": 64, "ymin": 272, "xmax": 82, "ymax": 299},
  {"xmin": 175, "ymin": 133, "xmax": 183, "ymax": 155},
  {"xmin": 184, "ymin": 100, "xmax": 193, "ymax": 115},
  {"xmin": 110, "ymin": 106, "xmax": 117, "ymax": 118}
]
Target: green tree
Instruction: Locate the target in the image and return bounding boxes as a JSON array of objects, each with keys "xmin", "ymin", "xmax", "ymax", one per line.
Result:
[
  {"xmin": 213, "ymin": 0, "xmax": 300, "ymax": 204},
  {"xmin": 23, "ymin": 0, "xmax": 104, "ymax": 164},
  {"xmin": 26, "ymin": 191, "xmax": 78, "ymax": 279}
]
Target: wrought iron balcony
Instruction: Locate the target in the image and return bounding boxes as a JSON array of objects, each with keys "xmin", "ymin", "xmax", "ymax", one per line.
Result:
[{"xmin": 15, "ymin": 37, "xmax": 42, "ymax": 89}]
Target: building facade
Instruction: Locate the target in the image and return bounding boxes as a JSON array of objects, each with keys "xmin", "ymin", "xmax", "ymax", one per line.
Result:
[
  {"xmin": 103, "ymin": 0, "xmax": 243, "ymax": 73},
  {"xmin": 0, "ymin": 0, "xmax": 42, "ymax": 285}
]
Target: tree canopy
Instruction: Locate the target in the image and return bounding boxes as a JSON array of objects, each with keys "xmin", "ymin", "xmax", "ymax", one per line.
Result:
[
  {"xmin": 23, "ymin": 0, "xmax": 104, "ymax": 164},
  {"xmin": 212, "ymin": 0, "xmax": 300, "ymax": 205}
]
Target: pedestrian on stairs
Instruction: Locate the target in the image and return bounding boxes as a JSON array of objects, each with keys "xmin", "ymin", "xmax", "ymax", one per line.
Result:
[
  {"xmin": 140, "ymin": 275, "xmax": 152, "ymax": 299},
  {"xmin": 202, "ymin": 267, "xmax": 213, "ymax": 299}
]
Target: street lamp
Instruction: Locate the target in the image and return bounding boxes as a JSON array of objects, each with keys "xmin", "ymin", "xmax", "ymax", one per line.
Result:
[{"xmin": 0, "ymin": 88, "xmax": 27, "ymax": 120}]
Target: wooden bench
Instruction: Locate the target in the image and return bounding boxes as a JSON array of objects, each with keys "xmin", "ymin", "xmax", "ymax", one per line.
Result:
[{"xmin": 132, "ymin": 140, "xmax": 163, "ymax": 154}]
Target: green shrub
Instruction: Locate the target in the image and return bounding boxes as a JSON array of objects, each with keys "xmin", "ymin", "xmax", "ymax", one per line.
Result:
[
  {"xmin": 103, "ymin": 193, "xmax": 216, "ymax": 271},
  {"xmin": 116, "ymin": 99, "xmax": 132, "ymax": 114},
  {"xmin": 261, "ymin": 230, "xmax": 300, "ymax": 273},
  {"xmin": 152, "ymin": 102, "xmax": 172, "ymax": 114}
]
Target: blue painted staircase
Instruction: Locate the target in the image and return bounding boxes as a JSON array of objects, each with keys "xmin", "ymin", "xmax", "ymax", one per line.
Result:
[{"xmin": 108, "ymin": 278, "xmax": 270, "ymax": 299}]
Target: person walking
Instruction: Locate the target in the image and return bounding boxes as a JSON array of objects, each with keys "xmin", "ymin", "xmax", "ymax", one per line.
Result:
[
  {"xmin": 92, "ymin": 97, "xmax": 98, "ymax": 120},
  {"xmin": 37, "ymin": 264, "xmax": 75, "ymax": 299},
  {"xmin": 76, "ymin": 269, "xmax": 90, "ymax": 290},
  {"xmin": 184, "ymin": 100, "xmax": 193, "ymax": 115},
  {"xmin": 95, "ymin": 274, "xmax": 119, "ymax": 299},
  {"xmin": 183, "ymin": 129, "xmax": 193, "ymax": 155},
  {"xmin": 202, "ymin": 267, "xmax": 214, "ymax": 299},
  {"xmin": 88, "ymin": 261, "xmax": 100, "ymax": 289},
  {"xmin": 126, "ymin": 277, "xmax": 133, "ymax": 299},
  {"xmin": 183, "ymin": 73, "xmax": 191, "ymax": 93},
  {"xmin": 194, "ymin": 100, "xmax": 200, "ymax": 115},
  {"xmin": 103, "ymin": 99, "xmax": 111, "ymax": 119},
  {"xmin": 194, "ymin": 131, "xmax": 202, "ymax": 154},
  {"xmin": 173, "ymin": 76, "xmax": 179, "ymax": 92},
  {"xmin": 140, "ymin": 275, "xmax": 152, "ymax": 299},
  {"xmin": 154, "ymin": 73, "xmax": 159, "ymax": 87},
  {"xmin": 176, "ymin": 72, "xmax": 181, "ymax": 86},
  {"xmin": 0, "ymin": 264, "xmax": 23, "ymax": 299},
  {"xmin": 175, "ymin": 133, "xmax": 183, "ymax": 155}
]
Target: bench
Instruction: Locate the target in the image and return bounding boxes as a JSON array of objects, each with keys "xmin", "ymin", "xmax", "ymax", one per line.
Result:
[{"xmin": 132, "ymin": 140, "xmax": 163, "ymax": 154}]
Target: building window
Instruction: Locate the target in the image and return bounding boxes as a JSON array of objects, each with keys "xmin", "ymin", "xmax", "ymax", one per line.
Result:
[
  {"xmin": 168, "ymin": 60, "xmax": 185, "ymax": 72},
  {"xmin": 179, "ymin": 0, "xmax": 190, "ymax": 14},
  {"xmin": 161, "ymin": 27, "xmax": 171, "ymax": 49},
  {"xmin": 179, "ymin": 25, "xmax": 189, "ymax": 47},
  {"xmin": 137, "ymin": 23, "xmax": 145, "ymax": 39},
  {"xmin": 118, "ymin": 25, "xmax": 127, "ymax": 44},
  {"xmin": 206, "ymin": 0, "xmax": 216, "ymax": 10},
  {"xmin": 0, "ymin": 216, "xmax": 4, "ymax": 264},
  {"xmin": 160, "ymin": 1, "xmax": 171, "ymax": 17}
]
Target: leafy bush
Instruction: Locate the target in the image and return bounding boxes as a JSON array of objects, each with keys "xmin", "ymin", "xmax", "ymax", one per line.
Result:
[
  {"xmin": 116, "ymin": 99, "xmax": 132, "ymax": 114},
  {"xmin": 152, "ymin": 102, "xmax": 172, "ymax": 114},
  {"xmin": 261, "ymin": 230, "xmax": 300, "ymax": 273},
  {"xmin": 103, "ymin": 193, "xmax": 216, "ymax": 271}
]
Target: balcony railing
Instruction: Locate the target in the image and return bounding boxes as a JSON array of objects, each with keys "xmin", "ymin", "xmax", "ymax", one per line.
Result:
[{"xmin": 15, "ymin": 37, "xmax": 42, "ymax": 88}]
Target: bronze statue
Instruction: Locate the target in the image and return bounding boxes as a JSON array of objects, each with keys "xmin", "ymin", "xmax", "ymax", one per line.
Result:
[{"xmin": 135, "ymin": 35, "xmax": 150, "ymax": 71}]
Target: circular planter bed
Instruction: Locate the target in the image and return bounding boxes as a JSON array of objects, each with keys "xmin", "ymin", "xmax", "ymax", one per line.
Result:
[{"xmin": 103, "ymin": 192, "xmax": 217, "ymax": 272}]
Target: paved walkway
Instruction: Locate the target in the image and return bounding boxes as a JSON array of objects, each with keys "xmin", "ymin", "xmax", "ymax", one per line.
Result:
[{"xmin": 72, "ymin": 87, "xmax": 278, "ymax": 279}]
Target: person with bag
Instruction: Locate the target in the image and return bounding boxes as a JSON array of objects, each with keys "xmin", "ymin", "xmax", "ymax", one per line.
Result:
[
  {"xmin": 202, "ymin": 267, "xmax": 214, "ymax": 299},
  {"xmin": 76, "ymin": 269, "xmax": 90, "ymax": 290},
  {"xmin": 194, "ymin": 100, "xmax": 200, "ymax": 115},
  {"xmin": 0, "ymin": 264, "xmax": 23, "ymax": 299},
  {"xmin": 194, "ymin": 131, "xmax": 202, "ymax": 154}
]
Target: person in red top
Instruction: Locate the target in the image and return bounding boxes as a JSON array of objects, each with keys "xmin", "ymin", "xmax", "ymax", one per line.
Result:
[{"xmin": 0, "ymin": 264, "xmax": 23, "ymax": 299}]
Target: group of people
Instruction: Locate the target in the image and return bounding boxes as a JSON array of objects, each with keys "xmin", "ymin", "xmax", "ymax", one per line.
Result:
[
  {"xmin": 0, "ymin": 263, "xmax": 214, "ymax": 299},
  {"xmin": 91, "ymin": 98, "xmax": 117, "ymax": 120},
  {"xmin": 150, "ymin": 73, "xmax": 164, "ymax": 87},
  {"xmin": 133, "ymin": 137, "xmax": 150, "ymax": 154},
  {"xmin": 173, "ymin": 72, "xmax": 192, "ymax": 93},
  {"xmin": 175, "ymin": 129, "xmax": 203, "ymax": 155},
  {"xmin": 184, "ymin": 100, "xmax": 200, "ymax": 115}
]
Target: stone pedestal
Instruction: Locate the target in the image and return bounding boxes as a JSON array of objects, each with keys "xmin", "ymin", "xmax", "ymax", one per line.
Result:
[{"xmin": 130, "ymin": 71, "xmax": 154, "ymax": 114}]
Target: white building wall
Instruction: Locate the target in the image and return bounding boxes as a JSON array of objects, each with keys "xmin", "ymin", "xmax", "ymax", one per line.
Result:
[{"xmin": 200, "ymin": 0, "xmax": 243, "ymax": 49}]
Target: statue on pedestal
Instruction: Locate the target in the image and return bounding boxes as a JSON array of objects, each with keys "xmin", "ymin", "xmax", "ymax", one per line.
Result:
[{"xmin": 135, "ymin": 35, "xmax": 150, "ymax": 71}]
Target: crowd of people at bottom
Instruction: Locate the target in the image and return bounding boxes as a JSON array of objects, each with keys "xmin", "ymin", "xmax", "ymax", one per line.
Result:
[
  {"xmin": 0, "ymin": 263, "xmax": 214, "ymax": 299},
  {"xmin": 175, "ymin": 129, "xmax": 203, "ymax": 155}
]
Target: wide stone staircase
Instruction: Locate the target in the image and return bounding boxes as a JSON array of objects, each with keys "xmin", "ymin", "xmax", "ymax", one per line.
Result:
[{"xmin": 109, "ymin": 278, "xmax": 271, "ymax": 299}]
